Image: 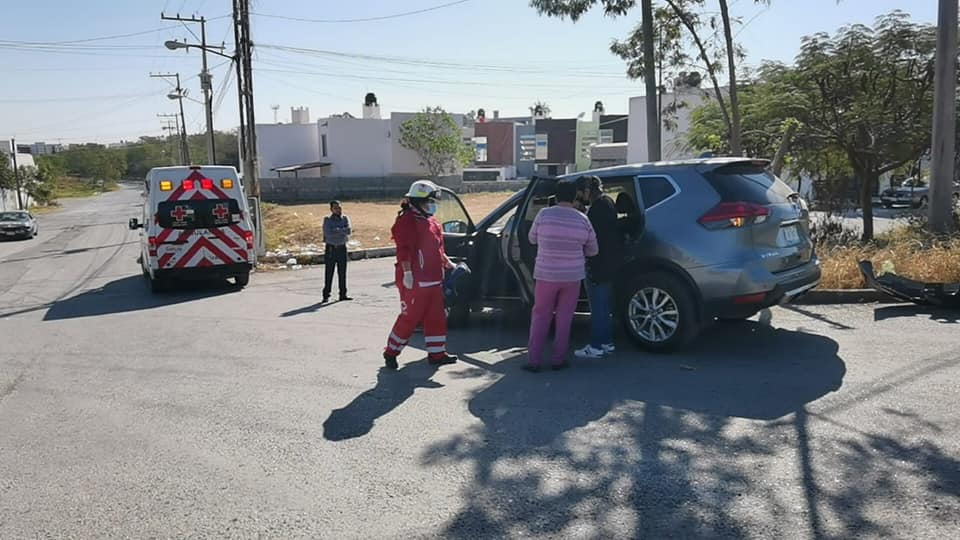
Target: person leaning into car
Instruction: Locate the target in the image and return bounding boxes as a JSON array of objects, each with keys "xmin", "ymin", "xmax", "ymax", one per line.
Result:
[{"xmin": 575, "ymin": 175, "xmax": 623, "ymax": 359}]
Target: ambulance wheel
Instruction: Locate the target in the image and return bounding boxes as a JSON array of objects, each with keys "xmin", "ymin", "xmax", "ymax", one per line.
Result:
[
  {"xmin": 233, "ymin": 272, "xmax": 250, "ymax": 288},
  {"xmin": 446, "ymin": 305, "xmax": 470, "ymax": 328}
]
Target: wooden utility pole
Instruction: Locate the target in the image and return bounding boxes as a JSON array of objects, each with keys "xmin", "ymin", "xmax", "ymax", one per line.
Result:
[
  {"xmin": 929, "ymin": 0, "xmax": 958, "ymax": 234},
  {"xmin": 233, "ymin": 0, "xmax": 259, "ymax": 197},
  {"xmin": 641, "ymin": 0, "xmax": 661, "ymax": 162},
  {"xmin": 151, "ymin": 73, "xmax": 191, "ymax": 165},
  {"xmin": 162, "ymin": 13, "xmax": 218, "ymax": 165},
  {"xmin": 158, "ymin": 113, "xmax": 182, "ymax": 165}
]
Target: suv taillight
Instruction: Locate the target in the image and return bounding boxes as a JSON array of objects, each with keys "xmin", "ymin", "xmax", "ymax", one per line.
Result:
[{"xmin": 698, "ymin": 202, "xmax": 769, "ymax": 229}]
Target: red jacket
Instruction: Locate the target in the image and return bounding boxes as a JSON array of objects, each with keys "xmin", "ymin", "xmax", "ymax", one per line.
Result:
[{"xmin": 392, "ymin": 209, "xmax": 447, "ymax": 286}]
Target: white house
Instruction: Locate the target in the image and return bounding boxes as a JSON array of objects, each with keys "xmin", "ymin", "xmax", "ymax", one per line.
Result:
[
  {"xmin": 627, "ymin": 87, "xmax": 714, "ymax": 164},
  {"xmin": 255, "ymin": 99, "xmax": 472, "ymax": 179},
  {"xmin": 255, "ymin": 123, "xmax": 321, "ymax": 179}
]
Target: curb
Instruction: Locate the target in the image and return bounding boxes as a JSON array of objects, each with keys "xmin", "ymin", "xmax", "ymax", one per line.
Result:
[
  {"xmin": 793, "ymin": 289, "xmax": 897, "ymax": 305},
  {"xmin": 262, "ymin": 246, "xmax": 396, "ymax": 266}
]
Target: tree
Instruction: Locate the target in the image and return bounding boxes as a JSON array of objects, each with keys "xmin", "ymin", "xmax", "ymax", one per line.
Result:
[
  {"xmin": 689, "ymin": 12, "xmax": 938, "ymax": 240},
  {"xmin": 398, "ymin": 107, "xmax": 474, "ymax": 178},
  {"xmin": 529, "ymin": 101, "xmax": 552, "ymax": 119},
  {"xmin": 0, "ymin": 155, "xmax": 15, "ymax": 191},
  {"xmin": 791, "ymin": 12, "xmax": 937, "ymax": 240},
  {"xmin": 18, "ymin": 165, "xmax": 55, "ymax": 206}
]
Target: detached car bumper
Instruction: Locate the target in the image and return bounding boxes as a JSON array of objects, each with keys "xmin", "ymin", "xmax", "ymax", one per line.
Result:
[{"xmin": 154, "ymin": 262, "xmax": 252, "ymax": 281}]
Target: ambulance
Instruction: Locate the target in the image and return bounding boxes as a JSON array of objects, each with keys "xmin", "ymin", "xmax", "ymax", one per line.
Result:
[{"xmin": 129, "ymin": 165, "xmax": 255, "ymax": 292}]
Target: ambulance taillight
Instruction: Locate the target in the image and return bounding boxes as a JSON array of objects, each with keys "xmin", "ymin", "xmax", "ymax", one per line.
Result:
[
  {"xmin": 148, "ymin": 236, "xmax": 159, "ymax": 256},
  {"xmin": 243, "ymin": 230, "xmax": 254, "ymax": 249}
]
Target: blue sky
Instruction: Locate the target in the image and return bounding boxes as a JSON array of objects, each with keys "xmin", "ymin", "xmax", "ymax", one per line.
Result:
[{"xmin": 0, "ymin": 0, "xmax": 935, "ymax": 144}]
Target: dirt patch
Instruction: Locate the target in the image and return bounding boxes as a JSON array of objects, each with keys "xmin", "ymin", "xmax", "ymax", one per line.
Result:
[{"xmin": 263, "ymin": 191, "xmax": 514, "ymax": 253}]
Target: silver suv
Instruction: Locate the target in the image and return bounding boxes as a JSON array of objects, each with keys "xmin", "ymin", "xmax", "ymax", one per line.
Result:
[{"xmin": 438, "ymin": 158, "xmax": 822, "ymax": 352}]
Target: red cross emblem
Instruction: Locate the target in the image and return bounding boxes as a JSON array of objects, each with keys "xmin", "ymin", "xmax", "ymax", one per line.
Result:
[
  {"xmin": 170, "ymin": 205, "xmax": 189, "ymax": 222},
  {"xmin": 212, "ymin": 203, "xmax": 229, "ymax": 220}
]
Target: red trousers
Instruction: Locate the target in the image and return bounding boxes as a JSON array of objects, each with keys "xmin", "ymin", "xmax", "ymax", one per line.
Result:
[{"xmin": 385, "ymin": 284, "xmax": 448, "ymax": 360}]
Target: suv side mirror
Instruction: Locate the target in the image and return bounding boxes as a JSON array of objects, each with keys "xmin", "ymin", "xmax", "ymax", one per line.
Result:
[{"xmin": 128, "ymin": 218, "xmax": 142, "ymax": 230}]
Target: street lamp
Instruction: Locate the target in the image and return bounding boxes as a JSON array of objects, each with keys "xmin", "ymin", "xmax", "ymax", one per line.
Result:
[{"xmin": 165, "ymin": 38, "xmax": 232, "ymax": 165}]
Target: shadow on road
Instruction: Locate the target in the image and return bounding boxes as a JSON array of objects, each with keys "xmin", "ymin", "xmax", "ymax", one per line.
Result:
[
  {"xmin": 421, "ymin": 318, "xmax": 854, "ymax": 537},
  {"xmin": 322, "ymin": 361, "xmax": 442, "ymax": 441},
  {"xmin": 873, "ymin": 305, "xmax": 960, "ymax": 324},
  {"xmin": 280, "ymin": 301, "xmax": 341, "ymax": 317},
  {"xmin": 42, "ymin": 274, "xmax": 238, "ymax": 321}
]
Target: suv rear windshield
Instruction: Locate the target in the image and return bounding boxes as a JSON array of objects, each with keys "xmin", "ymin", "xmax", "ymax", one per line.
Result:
[
  {"xmin": 704, "ymin": 165, "xmax": 795, "ymax": 204},
  {"xmin": 157, "ymin": 199, "xmax": 241, "ymax": 229}
]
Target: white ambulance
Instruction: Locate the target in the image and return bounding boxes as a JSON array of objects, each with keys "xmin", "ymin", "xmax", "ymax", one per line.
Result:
[{"xmin": 129, "ymin": 165, "xmax": 255, "ymax": 292}]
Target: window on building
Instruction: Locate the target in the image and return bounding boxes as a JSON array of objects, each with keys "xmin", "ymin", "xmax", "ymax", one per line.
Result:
[
  {"xmin": 321, "ymin": 134, "xmax": 328, "ymax": 157},
  {"xmin": 599, "ymin": 129, "xmax": 614, "ymax": 144}
]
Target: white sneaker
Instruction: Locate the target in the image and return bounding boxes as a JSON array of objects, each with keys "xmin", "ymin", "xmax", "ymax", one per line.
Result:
[
  {"xmin": 602, "ymin": 343, "xmax": 616, "ymax": 354},
  {"xmin": 574, "ymin": 345, "xmax": 606, "ymax": 359}
]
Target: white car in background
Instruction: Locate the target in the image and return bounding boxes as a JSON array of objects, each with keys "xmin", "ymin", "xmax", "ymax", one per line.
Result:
[{"xmin": 0, "ymin": 210, "xmax": 38, "ymax": 240}]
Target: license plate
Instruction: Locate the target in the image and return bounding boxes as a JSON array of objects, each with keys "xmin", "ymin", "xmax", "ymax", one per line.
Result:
[
  {"xmin": 4, "ymin": 231, "xmax": 16, "ymax": 236},
  {"xmin": 777, "ymin": 225, "xmax": 800, "ymax": 246}
]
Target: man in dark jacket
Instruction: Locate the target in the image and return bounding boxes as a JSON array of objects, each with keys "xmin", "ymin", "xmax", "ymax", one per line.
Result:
[
  {"xmin": 322, "ymin": 200, "xmax": 352, "ymax": 303},
  {"xmin": 575, "ymin": 176, "xmax": 622, "ymax": 358}
]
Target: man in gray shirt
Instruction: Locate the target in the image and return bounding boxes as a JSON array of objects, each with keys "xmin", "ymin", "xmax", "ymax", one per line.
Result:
[{"xmin": 322, "ymin": 200, "xmax": 352, "ymax": 302}]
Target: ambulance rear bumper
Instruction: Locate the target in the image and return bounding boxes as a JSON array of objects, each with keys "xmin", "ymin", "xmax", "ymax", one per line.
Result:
[{"xmin": 155, "ymin": 262, "xmax": 252, "ymax": 281}]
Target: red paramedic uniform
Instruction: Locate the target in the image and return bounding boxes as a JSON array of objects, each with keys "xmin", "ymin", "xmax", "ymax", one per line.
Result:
[{"xmin": 384, "ymin": 209, "xmax": 449, "ymax": 360}]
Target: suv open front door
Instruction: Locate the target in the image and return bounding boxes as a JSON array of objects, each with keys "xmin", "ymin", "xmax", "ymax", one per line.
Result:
[
  {"xmin": 504, "ymin": 175, "xmax": 558, "ymax": 306},
  {"xmin": 436, "ymin": 187, "xmax": 476, "ymax": 259}
]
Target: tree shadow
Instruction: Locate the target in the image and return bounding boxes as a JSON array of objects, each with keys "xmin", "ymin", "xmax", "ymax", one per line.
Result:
[
  {"xmin": 322, "ymin": 360, "xmax": 442, "ymax": 442},
  {"xmin": 421, "ymin": 319, "xmax": 852, "ymax": 537},
  {"xmin": 873, "ymin": 305, "xmax": 959, "ymax": 324},
  {"xmin": 41, "ymin": 274, "xmax": 238, "ymax": 321}
]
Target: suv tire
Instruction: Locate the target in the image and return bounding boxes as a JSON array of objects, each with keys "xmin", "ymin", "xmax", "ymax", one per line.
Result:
[{"xmin": 620, "ymin": 272, "xmax": 698, "ymax": 353}]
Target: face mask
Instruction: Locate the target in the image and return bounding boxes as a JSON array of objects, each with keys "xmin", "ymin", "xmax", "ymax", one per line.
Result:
[{"xmin": 423, "ymin": 201, "xmax": 438, "ymax": 216}]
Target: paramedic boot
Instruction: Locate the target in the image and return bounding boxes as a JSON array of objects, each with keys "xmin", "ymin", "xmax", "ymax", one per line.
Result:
[
  {"xmin": 383, "ymin": 351, "xmax": 399, "ymax": 370},
  {"xmin": 428, "ymin": 353, "xmax": 458, "ymax": 366}
]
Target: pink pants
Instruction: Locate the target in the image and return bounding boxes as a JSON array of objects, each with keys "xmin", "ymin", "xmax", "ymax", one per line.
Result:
[{"xmin": 527, "ymin": 280, "xmax": 581, "ymax": 366}]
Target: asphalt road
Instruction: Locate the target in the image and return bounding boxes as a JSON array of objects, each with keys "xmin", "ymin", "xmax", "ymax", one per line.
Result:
[{"xmin": 1, "ymin": 186, "xmax": 958, "ymax": 539}]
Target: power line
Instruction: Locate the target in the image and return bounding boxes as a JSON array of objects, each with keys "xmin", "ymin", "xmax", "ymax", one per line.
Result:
[
  {"xmin": 251, "ymin": 0, "xmax": 470, "ymax": 24},
  {"xmin": 0, "ymin": 91, "xmax": 161, "ymax": 103},
  {"xmin": 0, "ymin": 17, "xmax": 228, "ymax": 46}
]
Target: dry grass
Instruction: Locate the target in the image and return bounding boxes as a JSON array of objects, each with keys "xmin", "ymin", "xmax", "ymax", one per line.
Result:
[
  {"xmin": 263, "ymin": 191, "xmax": 514, "ymax": 252},
  {"xmin": 818, "ymin": 227, "xmax": 960, "ymax": 289}
]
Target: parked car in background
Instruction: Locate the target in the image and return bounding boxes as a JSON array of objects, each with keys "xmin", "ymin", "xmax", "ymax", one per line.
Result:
[
  {"xmin": 881, "ymin": 178, "xmax": 960, "ymax": 209},
  {"xmin": 0, "ymin": 210, "xmax": 38, "ymax": 240},
  {"xmin": 435, "ymin": 157, "xmax": 821, "ymax": 352}
]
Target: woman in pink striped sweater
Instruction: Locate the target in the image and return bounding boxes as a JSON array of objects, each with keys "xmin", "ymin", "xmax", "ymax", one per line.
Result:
[{"xmin": 525, "ymin": 180, "xmax": 599, "ymax": 372}]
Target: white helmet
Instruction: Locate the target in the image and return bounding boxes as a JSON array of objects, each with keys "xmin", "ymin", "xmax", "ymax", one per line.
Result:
[{"xmin": 405, "ymin": 179, "xmax": 440, "ymax": 200}]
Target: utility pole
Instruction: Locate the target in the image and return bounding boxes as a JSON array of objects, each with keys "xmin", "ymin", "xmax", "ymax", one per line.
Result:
[
  {"xmin": 10, "ymin": 138, "xmax": 23, "ymax": 210},
  {"xmin": 641, "ymin": 0, "xmax": 661, "ymax": 162},
  {"xmin": 235, "ymin": 0, "xmax": 259, "ymax": 198},
  {"xmin": 151, "ymin": 72, "xmax": 191, "ymax": 165},
  {"xmin": 158, "ymin": 113, "xmax": 182, "ymax": 165},
  {"xmin": 162, "ymin": 12, "xmax": 218, "ymax": 164},
  {"xmin": 928, "ymin": 0, "xmax": 958, "ymax": 234}
]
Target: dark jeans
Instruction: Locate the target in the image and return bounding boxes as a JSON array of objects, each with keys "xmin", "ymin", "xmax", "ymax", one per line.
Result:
[
  {"xmin": 586, "ymin": 280, "xmax": 613, "ymax": 347},
  {"xmin": 324, "ymin": 244, "xmax": 347, "ymax": 298}
]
